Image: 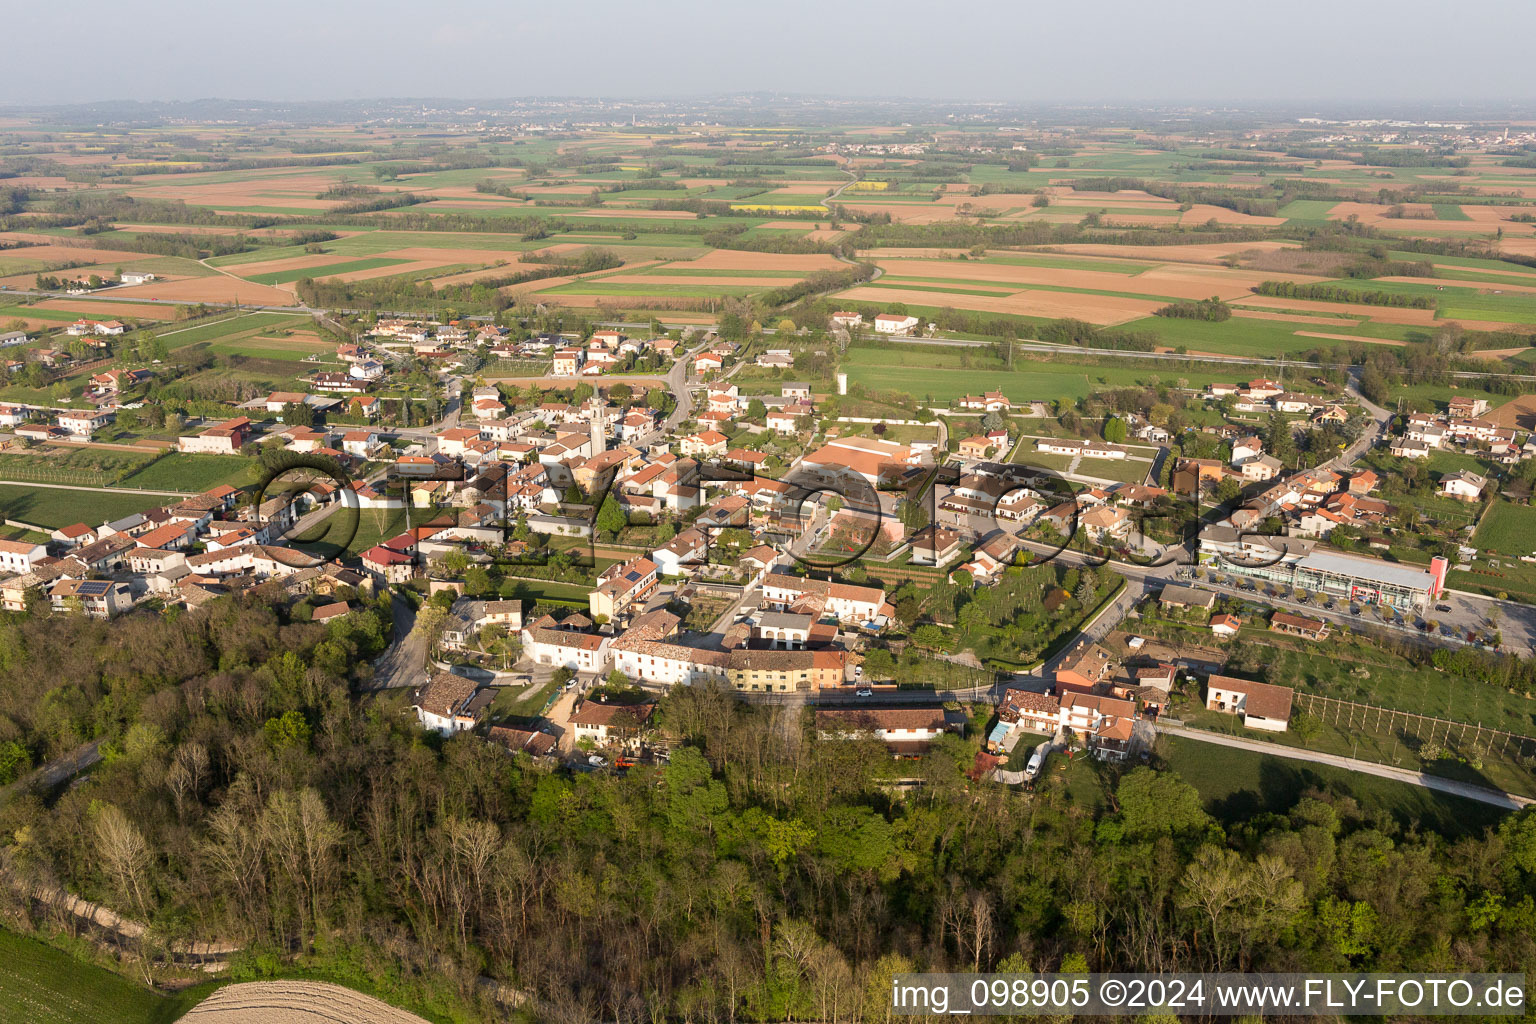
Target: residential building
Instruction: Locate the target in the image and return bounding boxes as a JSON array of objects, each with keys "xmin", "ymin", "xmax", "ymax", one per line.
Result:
[
  {"xmin": 523, "ymin": 615, "xmax": 611, "ymax": 673},
  {"xmin": 1206, "ymin": 674, "xmax": 1293, "ymax": 731},
  {"xmin": 0, "ymin": 538, "xmax": 46, "ymax": 574},
  {"xmin": 1270, "ymin": 611, "xmax": 1330, "ymax": 640},
  {"xmin": 590, "ymin": 555, "xmax": 659, "ymax": 622},
  {"xmin": 1439, "ymin": 471, "xmax": 1487, "ymax": 502},
  {"xmin": 570, "ymin": 700, "xmax": 656, "ymax": 749},
  {"xmin": 815, "ymin": 706, "xmax": 955, "ymax": 754},
  {"xmin": 1054, "ymin": 641, "xmax": 1113, "ymax": 695},
  {"xmin": 873, "ymin": 313, "xmax": 919, "ymax": 335},
  {"xmin": 50, "ymin": 578, "xmax": 132, "ymax": 618},
  {"xmin": 412, "ymin": 672, "xmax": 492, "ymax": 736},
  {"xmin": 179, "ymin": 417, "xmax": 252, "ymax": 455}
]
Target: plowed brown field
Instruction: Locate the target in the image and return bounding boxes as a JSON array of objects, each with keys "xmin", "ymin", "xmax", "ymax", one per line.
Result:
[{"xmin": 177, "ymin": 981, "xmax": 431, "ymax": 1024}]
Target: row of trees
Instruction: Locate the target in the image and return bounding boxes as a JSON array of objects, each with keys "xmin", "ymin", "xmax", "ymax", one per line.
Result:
[{"xmin": 1252, "ymin": 280, "xmax": 1436, "ymax": 309}]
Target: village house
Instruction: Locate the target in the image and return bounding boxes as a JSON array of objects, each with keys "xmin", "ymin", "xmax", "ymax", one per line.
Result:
[
  {"xmin": 816, "ymin": 706, "xmax": 956, "ymax": 755},
  {"xmin": 50, "ymin": 578, "xmax": 133, "ymax": 618},
  {"xmin": 1158, "ymin": 583, "xmax": 1216, "ymax": 612},
  {"xmin": 1059, "ymin": 692, "xmax": 1137, "ymax": 760},
  {"xmin": 179, "ymin": 417, "xmax": 252, "ymax": 455},
  {"xmin": 0, "ymin": 538, "xmax": 46, "ymax": 574},
  {"xmin": 958, "ymin": 391, "xmax": 1010, "ymax": 412},
  {"xmin": 1270, "ymin": 611, "xmax": 1330, "ymax": 641},
  {"xmin": 1206, "ymin": 674, "xmax": 1294, "ymax": 731},
  {"xmin": 361, "ymin": 545, "xmax": 415, "ymax": 584},
  {"xmin": 759, "ymin": 573, "xmax": 888, "ymax": 627},
  {"xmin": 1054, "ymin": 641, "xmax": 1114, "ymax": 695},
  {"xmin": 58, "ymin": 408, "xmax": 111, "ymax": 437},
  {"xmin": 412, "ymin": 672, "xmax": 492, "ymax": 736},
  {"xmin": 1209, "ymin": 613, "xmax": 1243, "ymax": 637},
  {"xmin": 873, "ymin": 313, "xmax": 919, "ymax": 335},
  {"xmin": 1439, "ymin": 470, "xmax": 1487, "ymax": 502},
  {"xmin": 522, "ymin": 615, "xmax": 611, "ymax": 673},
  {"xmin": 590, "ymin": 555, "xmax": 659, "ymax": 622},
  {"xmin": 570, "ymin": 699, "xmax": 656, "ymax": 750},
  {"xmin": 996, "ymin": 688, "xmax": 1063, "ymax": 738},
  {"xmin": 680, "ymin": 430, "xmax": 729, "ymax": 458},
  {"xmin": 909, "ymin": 525, "xmax": 963, "ymax": 566}
]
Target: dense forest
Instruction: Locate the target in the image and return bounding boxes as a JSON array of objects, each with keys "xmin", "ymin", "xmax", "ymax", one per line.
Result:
[{"xmin": 0, "ymin": 595, "xmax": 1532, "ymax": 1022}]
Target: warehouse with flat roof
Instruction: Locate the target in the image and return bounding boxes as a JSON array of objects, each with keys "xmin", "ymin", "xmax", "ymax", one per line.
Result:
[{"xmin": 1199, "ymin": 526, "xmax": 1446, "ymax": 611}]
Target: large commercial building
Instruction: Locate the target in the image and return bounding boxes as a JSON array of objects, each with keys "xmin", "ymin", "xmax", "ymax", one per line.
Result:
[{"xmin": 1199, "ymin": 526, "xmax": 1446, "ymax": 611}]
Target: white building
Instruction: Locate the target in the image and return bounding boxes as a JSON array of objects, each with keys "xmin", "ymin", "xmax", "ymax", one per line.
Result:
[{"xmin": 873, "ymin": 314, "xmax": 919, "ymax": 335}]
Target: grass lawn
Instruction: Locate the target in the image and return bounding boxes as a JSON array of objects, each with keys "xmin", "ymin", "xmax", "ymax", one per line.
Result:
[
  {"xmin": 0, "ymin": 928, "xmax": 217, "ymax": 1024},
  {"xmin": 294, "ymin": 505, "xmax": 407, "ymax": 561},
  {"xmin": 119, "ymin": 453, "xmax": 260, "ymax": 492},
  {"xmin": 1159, "ymin": 736, "xmax": 1509, "ymax": 838},
  {"xmin": 0, "ymin": 483, "xmax": 165, "ymax": 529},
  {"xmin": 492, "ymin": 678, "xmax": 560, "ymax": 721},
  {"xmin": 1073, "ymin": 456, "xmax": 1153, "ymax": 484},
  {"xmin": 1472, "ymin": 500, "xmax": 1536, "ymax": 557},
  {"xmin": 1179, "ymin": 699, "xmax": 1536, "ymax": 801},
  {"xmin": 498, "ymin": 576, "xmax": 595, "ymax": 603}
]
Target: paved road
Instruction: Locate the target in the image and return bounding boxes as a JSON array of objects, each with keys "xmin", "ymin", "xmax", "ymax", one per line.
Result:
[
  {"xmin": 1157, "ymin": 723, "xmax": 1534, "ymax": 811},
  {"xmin": 1316, "ymin": 367, "xmax": 1393, "ymax": 474},
  {"xmin": 0, "ymin": 738, "xmax": 102, "ymax": 803},
  {"xmin": 367, "ymin": 592, "xmax": 425, "ymax": 691}
]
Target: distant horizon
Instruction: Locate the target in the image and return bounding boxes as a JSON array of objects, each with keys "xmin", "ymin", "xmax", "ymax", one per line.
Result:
[
  {"xmin": 9, "ymin": 0, "xmax": 1536, "ymax": 108},
  {"xmin": 8, "ymin": 94, "xmax": 1536, "ymax": 125}
]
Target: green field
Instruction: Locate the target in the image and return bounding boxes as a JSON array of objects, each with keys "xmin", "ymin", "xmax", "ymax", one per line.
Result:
[
  {"xmin": 1432, "ymin": 203, "xmax": 1472, "ymax": 221},
  {"xmin": 1278, "ymin": 199, "xmax": 1339, "ymax": 221},
  {"xmin": 985, "ymin": 253, "xmax": 1150, "ymax": 274},
  {"xmin": 0, "ymin": 929, "xmax": 214, "ymax": 1024},
  {"xmin": 0, "ymin": 305, "xmax": 95, "ymax": 323},
  {"xmin": 245, "ymin": 257, "xmax": 411, "ymax": 286},
  {"xmin": 1388, "ymin": 250, "xmax": 1536, "ymax": 277},
  {"xmin": 870, "ymin": 279, "xmax": 1018, "ymax": 298},
  {"xmin": 537, "ymin": 281, "xmax": 760, "ymax": 297},
  {"xmin": 119, "ymin": 453, "xmax": 259, "ymax": 492},
  {"xmin": 0, "ymin": 483, "xmax": 166, "ymax": 529},
  {"xmin": 0, "ymin": 448, "xmax": 155, "ymax": 487},
  {"xmin": 1473, "ymin": 501, "xmax": 1536, "ymax": 557},
  {"xmin": 159, "ymin": 312, "xmax": 311, "ymax": 349},
  {"xmin": 841, "ymin": 346, "xmax": 1156, "ymax": 403},
  {"xmin": 1159, "ymin": 736, "xmax": 1509, "ymax": 837}
]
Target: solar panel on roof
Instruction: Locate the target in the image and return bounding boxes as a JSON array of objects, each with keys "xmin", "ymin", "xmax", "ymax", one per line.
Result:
[{"xmin": 76, "ymin": 580, "xmax": 112, "ymax": 596}]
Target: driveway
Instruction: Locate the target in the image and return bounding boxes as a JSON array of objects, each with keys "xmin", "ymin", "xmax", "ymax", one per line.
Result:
[{"xmin": 367, "ymin": 592, "xmax": 426, "ymax": 691}]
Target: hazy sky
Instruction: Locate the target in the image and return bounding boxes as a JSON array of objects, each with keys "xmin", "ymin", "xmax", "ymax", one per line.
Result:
[{"xmin": 9, "ymin": 0, "xmax": 1536, "ymax": 107}]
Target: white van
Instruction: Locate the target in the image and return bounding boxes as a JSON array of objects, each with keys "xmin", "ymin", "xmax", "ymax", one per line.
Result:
[{"xmin": 1024, "ymin": 748, "xmax": 1045, "ymax": 780}]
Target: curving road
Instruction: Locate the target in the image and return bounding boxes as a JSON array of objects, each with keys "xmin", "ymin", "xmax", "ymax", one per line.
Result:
[{"xmin": 367, "ymin": 592, "xmax": 426, "ymax": 691}]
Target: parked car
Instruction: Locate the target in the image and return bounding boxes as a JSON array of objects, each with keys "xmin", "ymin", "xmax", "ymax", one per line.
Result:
[
  {"xmin": 855, "ymin": 686, "xmax": 873, "ymax": 697},
  {"xmin": 1024, "ymin": 747, "xmax": 1046, "ymax": 781}
]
